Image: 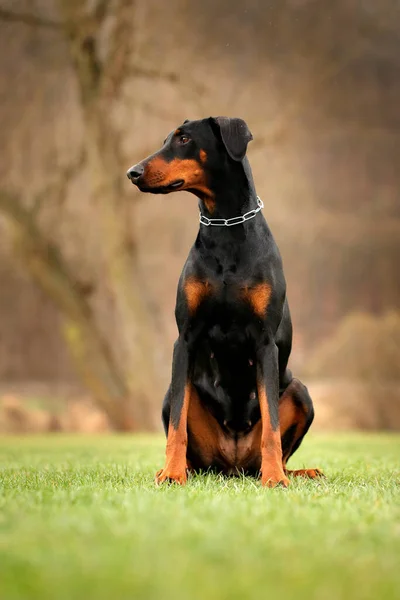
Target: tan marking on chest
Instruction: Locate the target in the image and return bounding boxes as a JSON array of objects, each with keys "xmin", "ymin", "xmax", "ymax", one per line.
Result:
[
  {"xmin": 242, "ymin": 283, "xmax": 271, "ymax": 318},
  {"xmin": 184, "ymin": 278, "xmax": 212, "ymax": 314}
]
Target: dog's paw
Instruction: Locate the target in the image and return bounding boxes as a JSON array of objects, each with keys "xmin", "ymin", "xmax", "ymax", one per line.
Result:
[
  {"xmin": 261, "ymin": 470, "xmax": 289, "ymax": 488},
  {"xmin": 285, "ymin": 468, "xmax": 325, "ymax": 479},
  {"xmin": 155, "ymin": 468, "xmax": 187, "ymax": 486}
]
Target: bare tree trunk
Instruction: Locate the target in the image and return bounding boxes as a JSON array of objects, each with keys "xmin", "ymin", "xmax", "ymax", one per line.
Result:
[
  {"xmin": 56, "ymin": 1, "xmax": 162, "ymax": 429},
  {"xmin": 0, "ymin": 1, "xmax": 163, "ymax": 430},
  {"xmin": 0, "ymin": 190, "xmax": 154, "ymax": 430}
]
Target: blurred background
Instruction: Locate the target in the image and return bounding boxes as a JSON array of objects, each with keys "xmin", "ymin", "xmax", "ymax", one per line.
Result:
[{"xmin": 0, "ymin": 0, "xmax": 399, "ymax": 434}]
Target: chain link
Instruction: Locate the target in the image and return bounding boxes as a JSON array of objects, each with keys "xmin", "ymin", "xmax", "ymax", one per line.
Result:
[{"xmin": 199, "ymin": 197, "xmax": 264, "ymax": 227}]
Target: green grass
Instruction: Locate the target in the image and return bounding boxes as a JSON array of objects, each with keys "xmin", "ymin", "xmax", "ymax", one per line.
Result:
[{"xmin": 0, "ymin": 434, "xmax": 399, "ymax": 600}]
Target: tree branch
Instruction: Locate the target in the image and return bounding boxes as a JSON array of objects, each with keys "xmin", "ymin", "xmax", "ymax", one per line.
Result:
[
  {"xmin": 58, "ymin": 3, "xmax": 102, "ymax": 104},
  {"xmin": 130, "ymin": 65, "xmax": 179, "ymax": 83},
  {"xmin": 100, "ymin": 0, "xmax": 135, "ymax": 98},
  {"xmin": 0, "ymin": 6, "xmax": 63, "ymax": 29},
  {"xmin": 30, "ymin": 149, "xmax": 86, "ymax": 217},
  {"xmin": 0, "ymin": 191, "xmax": 74, "ymax": 314},
  {"xmin": 93, "ymin": 0, "xmax": 109, "ymax": 24}
]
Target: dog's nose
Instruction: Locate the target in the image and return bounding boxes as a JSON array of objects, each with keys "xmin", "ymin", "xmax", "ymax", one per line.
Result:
[{"xmin": 126, "ymin": 163, "xmax": 144, "ymax": 181}]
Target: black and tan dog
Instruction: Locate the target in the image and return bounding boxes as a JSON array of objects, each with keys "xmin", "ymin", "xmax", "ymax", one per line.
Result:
[{"xmin": 127, "ymin": 117, "xmax": 322, "ymax": 487}]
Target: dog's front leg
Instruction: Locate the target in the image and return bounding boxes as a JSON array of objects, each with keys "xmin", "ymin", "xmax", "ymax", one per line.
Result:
[
  {"xmin": 155, "ymin": 337, "xmax": 190, "ymax": 485},
  {"xmin": 257, "ymin": 342, "xmax": 289, "ymax": 488}
]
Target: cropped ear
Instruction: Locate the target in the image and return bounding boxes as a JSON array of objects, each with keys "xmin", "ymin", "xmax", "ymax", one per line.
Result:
[{"xmin": 210, "ymin": 116, "xmax": 253, "ymax": 161}]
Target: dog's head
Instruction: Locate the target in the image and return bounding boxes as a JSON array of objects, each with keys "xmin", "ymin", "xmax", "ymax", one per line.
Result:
[{"xmin": 127, "ymin": 117, "xmax": 253, "ymax": 205}]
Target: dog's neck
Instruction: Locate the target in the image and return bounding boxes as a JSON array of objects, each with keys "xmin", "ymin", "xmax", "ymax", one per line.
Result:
[{"xmin": 196, "ymin": 157, "xmax": 262, "ymax": 245}]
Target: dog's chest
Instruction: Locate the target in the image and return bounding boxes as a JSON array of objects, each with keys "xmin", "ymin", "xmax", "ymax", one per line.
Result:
[{"xmin": 199, "ymin": 277, "xmax": 270, "ymax": 328}]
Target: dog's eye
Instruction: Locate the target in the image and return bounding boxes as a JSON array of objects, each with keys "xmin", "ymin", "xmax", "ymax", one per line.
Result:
[{"xmin": 179, "ymin": 135, "xmax": 190, "ymax": 145}]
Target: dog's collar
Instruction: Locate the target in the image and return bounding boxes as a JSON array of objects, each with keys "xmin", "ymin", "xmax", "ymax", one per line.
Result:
[{"xmin": 199, "ymin": 196, "xmax": 264, "ymax": 227}]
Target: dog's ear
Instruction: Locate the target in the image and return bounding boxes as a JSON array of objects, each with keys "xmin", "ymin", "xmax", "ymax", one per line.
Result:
[
  {"xmin": 183, "ymin": 119, "xmax": 190, "ymax": 124},
  {"xmin": 210, "ymin": 117, "xmax": 253, "ymax": 161}
]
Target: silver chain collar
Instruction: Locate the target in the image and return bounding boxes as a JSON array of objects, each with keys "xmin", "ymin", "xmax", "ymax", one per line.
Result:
[{"xmin": 199, "ymin": 196, "xmax": 264, "ymax": 227}]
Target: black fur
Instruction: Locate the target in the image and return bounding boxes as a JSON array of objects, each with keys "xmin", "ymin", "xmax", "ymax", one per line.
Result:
[{"xmin": 127, "ymin": 117, "xmax": 316, "ymax": 475}]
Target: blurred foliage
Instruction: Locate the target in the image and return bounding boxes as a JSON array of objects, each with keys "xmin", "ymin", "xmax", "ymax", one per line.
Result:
[
  {"xmin": 0, "ymin": 0, "xmax": 399, "ymax": 428},
  {"xmin": 305, "ymin": 312, "xmax": 400, "ymax": 381}
]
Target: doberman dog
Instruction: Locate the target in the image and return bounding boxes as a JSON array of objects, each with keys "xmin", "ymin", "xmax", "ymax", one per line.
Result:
[{"xmin": 127, "ymin": 117, "xmax": 322, "ymax": 487}]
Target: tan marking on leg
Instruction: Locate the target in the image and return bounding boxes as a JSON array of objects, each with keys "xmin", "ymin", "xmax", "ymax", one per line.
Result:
[
  {"xmin": 279, "ymin": 392, "xmax": 297, "ymax": 436},
  {"xmin": 257, "ymin": 381, "xmax": 289, "ymax": 488},
  {"xmin": 155, "ymin": 385, "xmax": 190, "ymax": 485},
  {"xmin": 187, "ymin": 385, "xmax": 222, "ymax": 467},
  {"xmin": 279, "ymin": 379, "xmax": 321, "ymax": 474},
  {"xmin": 235, "ymin": 420, "xmax": 262, "ymax": 473},
  {"xmin": 188, "ymin": 387, "xmax": 262, "ymax": 473}
]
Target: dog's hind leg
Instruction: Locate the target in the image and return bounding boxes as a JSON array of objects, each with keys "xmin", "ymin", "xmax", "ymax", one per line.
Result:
[{"xmin": 279, "ymin": 376, "xmax": 324, "ymax": 479}]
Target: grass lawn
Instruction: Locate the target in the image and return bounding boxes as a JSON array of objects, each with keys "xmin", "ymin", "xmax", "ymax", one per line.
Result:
[{"xmin": 0, "ymin": 434, "xmax": 399, "ymax": 600}]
